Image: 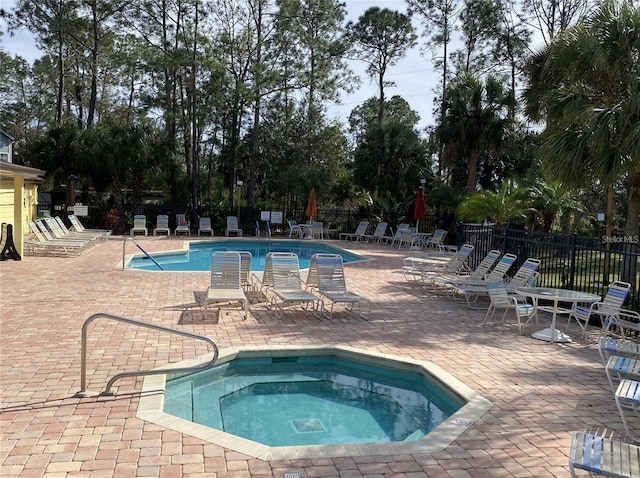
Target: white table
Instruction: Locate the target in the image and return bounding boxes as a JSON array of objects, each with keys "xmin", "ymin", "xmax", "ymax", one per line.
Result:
[{"xmin": 515, "ymin": 287, "xmax": 601, "ymax": 343}]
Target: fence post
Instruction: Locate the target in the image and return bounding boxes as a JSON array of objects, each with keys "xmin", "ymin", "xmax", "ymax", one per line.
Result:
[{"xmin": 569, "ymin": 233, "xmax": 577, "ymax": 289}]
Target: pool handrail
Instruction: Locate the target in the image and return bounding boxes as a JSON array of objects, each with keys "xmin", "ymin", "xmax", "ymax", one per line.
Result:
[
  {"xmin": 75, "ymin": 313, "xmax": 219, "ymax": 397},
  {"xmin": 122, "ymin": 236, "xmax": 164, "ymax": 270}
]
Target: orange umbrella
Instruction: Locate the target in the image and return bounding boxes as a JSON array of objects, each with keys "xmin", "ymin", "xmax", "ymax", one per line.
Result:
[{"xmin": 305, "ymin": 188, "xmax": 317, "ymax": 220}]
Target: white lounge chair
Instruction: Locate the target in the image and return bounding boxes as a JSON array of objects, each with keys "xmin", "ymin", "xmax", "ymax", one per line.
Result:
[
  {"xmin": 175, "ymin": 214, "xmax": 190, "ymax": 236},
  {"xmin": 54, "ymin": 216, "xmax": 105, "ymax": 242},
  {"xmin": 312, "ymin": 253, "xmax": 371, "ymax": 319},
  {"xmin": 425, "ymin": 249, "xmax": 501, "ymax": 292},
  {"xmin": 451, "ymin": 253, "xmax": 517, "ymax": 308},
  {"xmin": 204, "ymin": 251, "xmax": 248, "ymax": 319},
  {"xmin": 568, "ymin": 431, "xmax": 640, "ymax": 477},
  {"xmin": 287, "ymin": 220, "xmax": 302, "ymax": 238},
  {"xmin": 25, "ymin": 221, "xmax": 84, "ymax": 256},
  {"xmin": 505, "ymin": 258, "xmax": 541, "ymax": 293},
  {"xmin": 422, "ymin": 229, "xmax": 448, "ymax": 251},
  {"xmin": 614, "ymin": 379, "xmax": 640, "ymax": 443},
  {"xmin": 382, "ymin": 223, "xmax": 409, "ymax": 247},
  {"xmin": 567, "ymin": 281, "xmax": 631, "ymax": 338},
  {"xmin": 225, "ymin": 216, "xmax": 243, "ymax": 236},
  {"xmin": 482, "ymin": 281, "xmax": 538, "ymax": 335},
  {"xmin": 363, "ymin": 222, "xmax": 388, "ymax": 243},
  {"xmin": 268, "ymin": 253, "xmax": 321, "ymax": 318},
  {"xmin": 68, "ymin": 214, "xmax": 111, "ymax": 237},
  {"xmin": 130, "ymin": 215, "xmax": 147, "ymax": 236},
  {"xmin": 198, "ymin": 217, "xmax": 213, "ymax": 236},
  {"xmin": 402, "ymin": 244, "xmax": 474, "ymax": 281},
  {"xmin": 311, "ymin": 221, "xmax": 324, "ymax": 239},
  {"xmin": 339, "ymin": 220, "xmax": 369, "ymax": 242},
  {"xmin": 153, "ymin": 215, "xmax": 171, "ymax": 236}
]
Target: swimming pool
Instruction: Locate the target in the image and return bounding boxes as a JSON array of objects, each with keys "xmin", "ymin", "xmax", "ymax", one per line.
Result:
[
  {"xmin": 137, "ymin": 346, "xmax": 493, "ymax": 460},
  {"xmin": 126, "ymin": 239, "xmax": 365, "ymax": 271}
]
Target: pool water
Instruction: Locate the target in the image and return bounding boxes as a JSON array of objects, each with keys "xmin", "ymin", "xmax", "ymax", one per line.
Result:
[
  {"xmin": 126, "ymin": 239, "xmax": 364, "ymax": 271},
  {"xmin": 163, "ymin": 355, "xmax": 462, "ymax": 447}
]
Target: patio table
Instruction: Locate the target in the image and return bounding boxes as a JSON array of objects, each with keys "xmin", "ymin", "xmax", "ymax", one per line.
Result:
[
  {"xmin": 515, "ymin": 287, "xmax": 601, "ymax": 343},
  {"xmin": 299, "ymin": 223, "xmax": 314, "ymax": 239}
]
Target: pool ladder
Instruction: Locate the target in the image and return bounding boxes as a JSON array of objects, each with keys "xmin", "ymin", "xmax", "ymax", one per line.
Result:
[
  {"xmin": 122, "ymin": 236, "xmax": 164, "ymax": 270},
  {"xmin": 75, "ymin": 313, "xmax": 219, "ymax": 397}
]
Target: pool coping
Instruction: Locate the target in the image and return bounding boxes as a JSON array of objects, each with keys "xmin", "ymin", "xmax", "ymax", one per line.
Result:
[{"xmin": 136, "ymin": 344, "xmax": 492, "ymax": 460}]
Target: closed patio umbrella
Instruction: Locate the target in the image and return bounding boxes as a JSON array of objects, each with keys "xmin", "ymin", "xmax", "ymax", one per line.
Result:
[
  {"xmin": 305, "ymin": 187, "xmax": 317, "ymax": 221},
  {"xmin": 413, "ymin": 187, "xmax": 425, "ymax": 232}
]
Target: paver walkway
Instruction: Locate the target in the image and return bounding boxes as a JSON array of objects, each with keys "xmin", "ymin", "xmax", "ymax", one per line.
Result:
[{"xmin": 0, "ymin": 236, "xmax": 636, "ymax": 477}]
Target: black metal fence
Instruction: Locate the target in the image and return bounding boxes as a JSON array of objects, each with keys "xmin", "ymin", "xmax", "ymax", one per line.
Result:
[
  {"xmin": 456, "ymin": 224, "xmax": 640, "ymax": 312},
  {"xmin": 50, "ymin": 204, "xmax": 640, "ymax": 311}
]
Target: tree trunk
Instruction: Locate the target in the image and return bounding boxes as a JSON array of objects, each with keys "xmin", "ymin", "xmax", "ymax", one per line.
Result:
[
  {"xmin": 466, "ymin": 146, "xmax": 479, "ymax": 194},
  {"xmin": 620, "ymin": 173, "xmax": 640, "ymax": 290}
]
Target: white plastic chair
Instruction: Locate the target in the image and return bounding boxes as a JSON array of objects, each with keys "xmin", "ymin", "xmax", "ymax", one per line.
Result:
[
  {"xmin": 482, "ymin": 281, "xmax": 538, "ymax": 334},
  {"xmin": 198, "ymin": 217, "xmax": 213, "ymax": 236},
  {"xmin": 225, "ymin": 216, "xmax": 243, "ymax": 236},
  {"xmin": 567, "ymin": 281, "xmax": 631, "ymax": 338},
  {"xmin": 204, "ymin": 251, "xmax": 248, "ymax": 319},
  {"xmin": 153, "ymin": 215, "xmax": 171, "ymax": 236},
  {"xmin": 130, "ymin": 215, "xmax": 147, "ymax": 236},
  {"xmin": 175, "ymin": 214, "xmax": 190, "ymax": 236}
]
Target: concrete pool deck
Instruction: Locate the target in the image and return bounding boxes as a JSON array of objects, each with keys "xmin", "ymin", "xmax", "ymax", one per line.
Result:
[{"xmin": 0, "ymin": 235, "xmax": 635, "ymax": 477}]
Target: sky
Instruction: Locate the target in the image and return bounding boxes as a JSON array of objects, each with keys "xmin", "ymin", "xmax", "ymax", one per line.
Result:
[{"xmin": 0, "ymin": 0, "xmax": 439, "ymax": 130}]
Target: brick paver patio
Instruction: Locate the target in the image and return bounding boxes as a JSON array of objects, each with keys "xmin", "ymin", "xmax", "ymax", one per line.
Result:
[{"xmin": 0, "ymin": 236, "xmax": 635, "ymax": 477}]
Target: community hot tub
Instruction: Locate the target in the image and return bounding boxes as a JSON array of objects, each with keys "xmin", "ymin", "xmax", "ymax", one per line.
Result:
[{"xmin": 137, "ymin": 345, "xmax": 492, "ymax": 460}]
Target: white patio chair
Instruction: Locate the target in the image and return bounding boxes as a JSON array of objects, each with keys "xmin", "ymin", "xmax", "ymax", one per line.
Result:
[
  {"xmin": 312, "ymin": 253, "xmax": 371, "ymax": 319},
  {"xmin": 204, "ymin": 251, "xmax": 248, "ymax": 319},
  {"xmin": 363, "ymin": 222, "xmax": 388, "ymax": 243},
  {"xmin": 130, "ymin": 215, "xmax": 147, "ymax": 236},
  {"xmin": 198, "ymin": 217, "xmax": 213, "ymax": 236},
  {"xmin": 225, "ymin": 216, "xmax": 243, "ymax": 236},
  {"xmin": 568, "ymin": 431, "xmax": 640, "ymax": 477},
  {"xmin": 175, "ymin": 213, "xmax": 190, "ymax": 236},
  {"xmin": 268, "ymin": 253, "xmax": 321, "ymax": 318},
  {"xmin": 153, "ymin": 215, "xmax": 171, "ymax": 236},
  {"xmin": 339, "ymin": 221, "xmax": 369, "ymax": 242},
  {"xmin": 482, "ymin": 281, "xmax": 538, "ymax": 335},
  {"xmin": 402, "ymin": 244, "xmax": 474, "ymax": 282},
  {"xmin": 567, "ymin": 281, "xmax": 631, "ymax": 338},
  {"xmin": 311, "ymin": 221, "xmax": 324, "ymax": 239},
  {"xmin": 287, "ymin": 220, "xmax": 302, "ymax": 238}
]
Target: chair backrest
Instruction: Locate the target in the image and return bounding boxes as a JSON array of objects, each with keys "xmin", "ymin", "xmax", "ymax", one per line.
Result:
[
  {"xmin": 507, "ymin": 258, "xmax": 541, "ymax": 289},
  {"xmin": 176, "ymin": 214, "xmax": 189, "ymax": 228},
  {"xmin": 134, "ymin": 215, "xmax": 146, "ymax": 229},
  {"xmin": 485, "ymin": 253, "xmax": 517, "ymax": 281},
  {"xmin": 372, "ymin": 222, "xmax": 388, "ymax": 237},
  {"xmin": 600, "ymin": 281, "xmax": 631, "ymax": 315},
  {"xmin": 68, "ymin": 215, "xmax": 85, "ymax": 231},
  {"xmin": 429, "ymin": 229, "xmax": 447, "ymax": 245},
  {"xmin": 45, "ymin": 217, "xmax": 66, "ymax": 238},
  {"xmin": 443, "ymin": 244, "xmax": 475, "ymax": 273},
  {"xmin": 271, "ymin": 253, "xmax": 304, "ymax": 291},
  {"xmin": 392, "ymin": 224, "xmax": 410, "ymax": 239},
  {"xmin": 312, "ymin": 222, "xmax": 324, "ymax": 235},
  {"xmin": 210, "ymin": 251, "xmax": 242, "ymax": 289},
  {"xmin": 469, "ymin": 250, "xmax": 502, "ymax": 280},
  {"xmin": 156, "ymin": 215, "xmax": 169, "ymax": 228},
  {"xmin": 315, "ymin": 253, "xmax": 348, "ymax": 294},
  {"xmin": 199, "ymin": 217, "xmax": 211, "ymax": 229},
  {"xmin": 36, "ymin": 220, "xmax": 55, "ymax": 241},
  {"xmin": 227, "ymin": 216, "xmax": 239, "ymax": 229},
  {"xmin": 237, "ymin": 251, "xmax": 252, "ymax": 287},
  {"xmin": 262, "ymin": 252, "xmax": 296, "ymax": 289},
  {"xmin": 55, "ymin": 216, "xmax": 71, "ymax": 233},
  {"xmin": 486, "ymin": 281, "xmax": 512, "ymax": 307},
  {"xmin": 354, "ymin": 221, "xmax": 369, "ymax": 235},
  {"xmin": 27, "ymin": 222, "xmax": 46, "ymax": 243}
]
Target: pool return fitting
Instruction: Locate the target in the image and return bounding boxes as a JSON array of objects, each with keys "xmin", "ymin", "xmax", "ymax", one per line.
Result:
[{"xmin": 75, "ymin": 312, "xmax": 219, "ymax": 398}]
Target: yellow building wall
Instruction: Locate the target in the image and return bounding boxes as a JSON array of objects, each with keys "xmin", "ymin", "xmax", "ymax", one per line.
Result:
[{"xmin": 0, "ymin": 176, "xmax": 39, "ymax": 256}]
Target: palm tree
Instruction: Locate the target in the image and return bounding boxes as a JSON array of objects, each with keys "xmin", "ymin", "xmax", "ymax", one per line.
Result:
[
  {"xmin": 436, "ymin": 73, "xmax": 512, "ymax": 194},
  {"xmin": 457, "ymin": 179, "xmax": 533, "ymax": 229},
  {"xmin": 524, "ymin": 1, "xmax": 640, "ymax": 286},
  {"xmin": 524, "ymin": 1, "xmax": 640, "ymax": 238}
]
